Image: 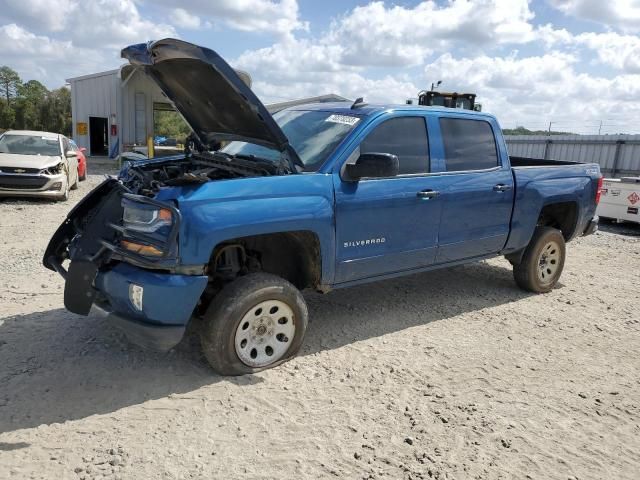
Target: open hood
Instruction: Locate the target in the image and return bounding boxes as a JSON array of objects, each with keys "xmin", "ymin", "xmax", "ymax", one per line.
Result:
[{"xmin": 121, "ymin": 39, "xmax": 290, "ymax": 153}]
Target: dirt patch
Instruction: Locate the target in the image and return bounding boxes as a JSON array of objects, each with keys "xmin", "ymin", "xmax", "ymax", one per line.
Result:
[{"xmin": 1, "ymin": 169, "xmax": 639, "ymax": 479}]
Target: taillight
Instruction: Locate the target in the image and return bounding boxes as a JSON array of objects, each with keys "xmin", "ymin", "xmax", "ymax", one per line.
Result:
[{"xmin": 595, "ymin": 176, "xmax": 604, "ymax": 205}]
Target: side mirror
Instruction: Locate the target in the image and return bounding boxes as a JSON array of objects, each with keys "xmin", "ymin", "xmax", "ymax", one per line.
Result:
[
  {"xmin": 345, "ymin": 152, "xmax": 399, "ymax": 181},
  {"xmin": 66, "ymin": 150, "xmax": 77, "ymax": 158},
  {"xmin": 80, "ymin": 147, "xmax": 87, "ymax": 153}
]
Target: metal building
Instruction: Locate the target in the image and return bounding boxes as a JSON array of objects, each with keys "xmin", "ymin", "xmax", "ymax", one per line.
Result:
[
  {"xmin": 506, "ymin": 134, "xmax": 640, "ymax": 177},
  {"xmin": 68, "ymin": 66, "xmax": 250, "ymax": 158},
  {"xmin": 67, "ymin": 66, "xmax": 348, "ymax": 158}
]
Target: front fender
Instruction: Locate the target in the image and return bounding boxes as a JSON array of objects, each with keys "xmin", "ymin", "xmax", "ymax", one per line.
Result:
[{"xmin": 159, "ymin": 174, "xmax": 336, "ymax": 284}]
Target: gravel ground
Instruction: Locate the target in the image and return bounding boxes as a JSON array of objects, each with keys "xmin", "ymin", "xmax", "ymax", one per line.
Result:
[{"xmin": 1, "ymin": 167, "xmax": 639, "ymax": 480}]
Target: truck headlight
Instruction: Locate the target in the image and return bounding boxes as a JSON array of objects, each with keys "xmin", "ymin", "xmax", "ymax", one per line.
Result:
[{"xmin": 122, "ymin": 201, "xmax": 174, "ymax": 233}]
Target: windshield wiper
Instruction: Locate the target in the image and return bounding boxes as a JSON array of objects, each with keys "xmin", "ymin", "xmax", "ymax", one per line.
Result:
[{"xmin": 214, "ymin": 151, "xmax": 296, "ymax": 174}]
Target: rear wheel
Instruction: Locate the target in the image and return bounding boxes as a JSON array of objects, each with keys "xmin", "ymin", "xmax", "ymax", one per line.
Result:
[
  {"xmin": 79, "ymin": 165, "xmax": 87, "ymax": 181},
  {"xmin": 200, "ymin": 273, "xmax": 308, "ymax": 375},
  {"xmin": 513, "ymin": 226, "xmax": 566, "ymax": 293}
]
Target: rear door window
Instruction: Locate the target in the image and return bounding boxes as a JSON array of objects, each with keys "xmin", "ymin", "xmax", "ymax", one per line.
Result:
[
  {"xmin": 440, "ymin": 118, "xmax": 498, "ymax": 171},
  {"xmin": 360, "ymin": 117, "xmax": 429, "ymax": 175}
]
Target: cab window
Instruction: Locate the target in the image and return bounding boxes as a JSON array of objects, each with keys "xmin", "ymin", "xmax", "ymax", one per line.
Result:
[
  {"xmin": 440, "ymin": 118, "xmax": 498, "ymax": 171},
  {"xmin": 360, "ymin": 117, "xmax": 429, "ymax": 175}
]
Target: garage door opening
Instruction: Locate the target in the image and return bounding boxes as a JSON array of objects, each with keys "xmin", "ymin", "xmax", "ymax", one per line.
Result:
[
  {"xmin": 153, "ymin": 102, "xmax": 190, "ymax": 156},
  {"xmin": 89, "ymin": 116, "xmax": 108, "ymax": 156}
]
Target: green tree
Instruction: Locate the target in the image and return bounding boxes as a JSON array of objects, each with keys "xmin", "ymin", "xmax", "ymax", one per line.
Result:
[
  {"xmin": 0, "ymin": 66, "xmax": 22, "ymax": 106},
  {"xmin": 15, "ymin": 80, "xmax": 49, "ymax": 130},
  {"xmin": 0, "ymin": 66, "xmax": 71, "ymax": 135},
  {"xmin": 154, "ymin": 109, "xmax": 191, "ymax": 142},
  {"xmin": 0, "ymin": 99, "xmax": 15, "ymax": 131},
  {"xmin": 40, "ymin": 87, "xmax": 72, "ymax": 136}
]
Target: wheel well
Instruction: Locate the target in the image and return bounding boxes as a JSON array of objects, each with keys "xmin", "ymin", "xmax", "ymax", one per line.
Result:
[
  {"xmin": 208, "ymin": 231, "xmax": 322, "ymax": 291},
  {"xmin": 506, "ymin": 201, "xmax": 578, "ymax": 265},
  {"xmin": 537, "ymin": 202, "xmax": 578, "ymax": 240}
]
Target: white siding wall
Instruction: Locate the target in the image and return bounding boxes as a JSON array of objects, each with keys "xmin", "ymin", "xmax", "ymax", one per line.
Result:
[
  {"xmin": 69, "ymin": 71, "xmax": 120, "ymax": 156},
  {"xmin": 69, "ymin": 68, "xmax": 169, "ymax": 157}
]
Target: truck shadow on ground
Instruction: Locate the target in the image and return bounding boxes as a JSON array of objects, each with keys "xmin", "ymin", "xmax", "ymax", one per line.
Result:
[{"xmin": 0, "ymin": 259, "xmax": 535, "ymax": 434}]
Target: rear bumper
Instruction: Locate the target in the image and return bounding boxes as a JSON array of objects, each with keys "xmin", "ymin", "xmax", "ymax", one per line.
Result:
[{"xmin": 583, "ymin": 216, "xmax": 599, "ymax": 236}]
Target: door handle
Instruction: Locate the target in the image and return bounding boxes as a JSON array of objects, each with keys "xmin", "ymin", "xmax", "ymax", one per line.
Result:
[
  {"xmin": 417, "ymin": 189, "xmax": 440, "ymax": 199},
  {"xmin": 493, "ymin": 184, "xmax": 512, "ymax": 192}
]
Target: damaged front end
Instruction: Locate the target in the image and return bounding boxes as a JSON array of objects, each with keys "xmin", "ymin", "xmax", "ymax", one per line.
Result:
[
  {"xmin": 42, "ymin": 149, "xmax": 283, "ymax": 319},
  {"xmin": 43, "ymin": 177, "xmax": 182, "ymax": 316}
]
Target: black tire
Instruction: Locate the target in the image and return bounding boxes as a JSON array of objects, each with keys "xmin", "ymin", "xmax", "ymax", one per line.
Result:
[
  {"xmin": 513, "ymin": 226, "xmax": 566, "ymax": 293},
  {"xmin": 200, "ymin": 273, "xmax": 308, "ymax": 376},
  {"xmin": 79, "ymin": 168, "xmax": 87, "ymax": 181}
]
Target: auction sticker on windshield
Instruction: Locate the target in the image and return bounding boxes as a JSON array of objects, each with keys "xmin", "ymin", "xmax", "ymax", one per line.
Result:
[{"xmin": 325, "ymin": 114, "xmax": 360, "ymax": 126}]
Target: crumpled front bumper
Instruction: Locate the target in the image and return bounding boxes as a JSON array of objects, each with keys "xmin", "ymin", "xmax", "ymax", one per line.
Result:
[
  {"xmin": 95, "ymin": 262, "xmax": 208, "ymax": 326},
  {"xmin": 94, "ymin": 263, "xmax": 208, "ymax": 350},
  {"xmin": 43, "ymin": 178, "xmax": 207, "ymax": 351}
]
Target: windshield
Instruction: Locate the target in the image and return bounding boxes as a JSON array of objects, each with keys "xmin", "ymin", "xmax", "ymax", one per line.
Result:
[
  {"xmin": 221, "ymin": 109, "xmax": 360, "ymax": 171},
  {"xmin": 0, "ymin": 134, "xmax": 61, "ymax": 156}
]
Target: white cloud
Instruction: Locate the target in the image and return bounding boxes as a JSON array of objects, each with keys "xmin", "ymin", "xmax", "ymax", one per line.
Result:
[
  {"xmin": 0, "ymin": 24, "xmax": 108, "ymax": 85},
  {"xmin": 536, "ymin": 25, "xmax": 640, "ymax": 73},
  {"xmin": 549, "ymin": 0, "xmax": 640, "ymax": 33},
  {"xmin": 153, "ymin": 0, "xmax": 307, "ymax": 38},
  {"xmin": 1, "ymin": 0, "xmax": 176, "ymax": 48},
  {"xmin": 325, "ymin": 0, "xmax": 537, "ymax": 67},
  {"xmin": 423, "ymin": 52, "xmax": 640, "ymax": 132},
  {"xmin": 237, "ymin": 0, "xmax": 539, "ymax": 77},
  {"xmin": 0, "ymin": 23, "xmax": 73, "ymax": 58},
  {"xmin": 172, "ymin": 8, "xmax": 202, "ymax": 30},
  {"xmin": 62, "ymin": 1, "xmax": 176, "ymax": 48},
  {"xmin": 575, "ymin": 32, "xmax": 640, "ymax": 73},
  {"xmin": 1, "ymin": 0, "xmax": 76, "ymax": 32}
]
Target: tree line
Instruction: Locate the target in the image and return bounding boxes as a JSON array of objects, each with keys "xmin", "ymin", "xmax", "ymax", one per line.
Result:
[
  {"xmin": 0, "ymin": 66, "xmax": 71, "ymax": 136},
  {"xmin": 502, "ymin": 126, "xmax": 574, "ymax": 136}
]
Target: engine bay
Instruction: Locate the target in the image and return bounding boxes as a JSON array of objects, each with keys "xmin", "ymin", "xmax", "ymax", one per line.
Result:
[{"xmin": 120, "ymin": 152, "xmax": 287, "ymax": 196}]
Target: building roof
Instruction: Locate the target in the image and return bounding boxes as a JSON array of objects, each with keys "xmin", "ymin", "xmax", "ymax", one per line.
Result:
[{"xmin": 66, "ymin": 69, "xmax": 120, "ymax": 83}]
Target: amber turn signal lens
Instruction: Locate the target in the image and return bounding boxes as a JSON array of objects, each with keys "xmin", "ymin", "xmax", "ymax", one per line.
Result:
[
  {"xmin": 121, "ymin": 240, "xmax": 163, "ymax": 257},
  {"xmin": 157, "ymin": 208, "xmax": 172, "ymax": 222}
]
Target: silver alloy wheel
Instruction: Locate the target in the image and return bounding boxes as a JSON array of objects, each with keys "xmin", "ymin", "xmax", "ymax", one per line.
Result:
[
  {"xmin": 234, "ymin": 299, "xmax": 296, "ymax": 368},
  {"xmin": 537, "ymin": 240, "xmax": 561, "ymax": 284}
]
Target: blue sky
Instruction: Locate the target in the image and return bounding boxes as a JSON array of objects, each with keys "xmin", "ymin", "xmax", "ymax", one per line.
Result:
[{"xmin": 1, "ymin": 0, "xmax": 639, "ymax": 133}]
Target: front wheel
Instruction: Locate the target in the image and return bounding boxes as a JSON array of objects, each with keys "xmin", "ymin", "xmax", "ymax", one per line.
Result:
[
  {"xmin": 200, "ymin": 273, "xmax": 308, "ymax": 375},
  {"xmin": 513, "ymin": 226, "xmax": 566, "ymax": 293}
]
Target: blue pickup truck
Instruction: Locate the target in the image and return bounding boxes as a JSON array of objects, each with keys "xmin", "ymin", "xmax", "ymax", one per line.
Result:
[{"xmin": 44, "ymin": 39, "xmax": 602, "ymax": 375}]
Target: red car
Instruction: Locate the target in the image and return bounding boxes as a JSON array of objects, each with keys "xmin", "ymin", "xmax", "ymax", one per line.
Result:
[{"xmin": 69, "ymin": 139, "xmax": 88, "ymax": 181}]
